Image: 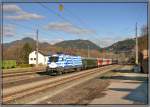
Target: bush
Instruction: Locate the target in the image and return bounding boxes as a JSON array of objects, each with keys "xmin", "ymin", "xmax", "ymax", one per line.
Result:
[
  {"xmin": 18, "ymin": 64, "xmax": 32, "ymax": 68},
  {"xmin": 30, "ymin": 64, "xmax": 35, "ymax": 67},
  {"xmin": 1, "ymin": 60, "xmax": 16, "ymax": 69}
]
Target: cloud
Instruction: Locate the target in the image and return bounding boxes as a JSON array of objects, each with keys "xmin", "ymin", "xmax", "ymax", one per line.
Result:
[
  {"xmin": 5, "ymin": 12, "xmax": 44, "ymax": 20},
  {"xmin": 22, "ymin": 32, "xmax": 36, "ymax": 38},
  {"xmin": 3, "ymin": 4, "xmax": 44, "ymax": 20},
  {"xmin": 44, "ymin": 22, "xmax": 95, "ymax": 35},
  {"xmin": 3, "ymin": 4, "xmax": 22, "ymax": 14},
  {"xmin": 3, "ymin": 24, "xmax": 16, "ymax": 37}
]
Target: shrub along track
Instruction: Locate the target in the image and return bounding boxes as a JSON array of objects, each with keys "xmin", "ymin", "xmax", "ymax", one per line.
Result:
[{"xmin": 3, "ymin": 65, "xmax": 121, "ymax": 104}]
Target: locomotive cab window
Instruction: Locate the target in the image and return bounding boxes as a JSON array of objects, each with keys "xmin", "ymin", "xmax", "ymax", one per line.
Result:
[
  {"xmin": 62, "ymin": 58, "xmax": 64, "ymax": 61},
  {"xmin": 49, "ymin": 56, "xmax": 59, "ymax": 62}
]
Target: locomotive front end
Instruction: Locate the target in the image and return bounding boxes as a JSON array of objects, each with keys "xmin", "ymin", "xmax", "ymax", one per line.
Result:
[{"xmin": 46, "ymin": 55, "xmax": 60, "ymax": 74}]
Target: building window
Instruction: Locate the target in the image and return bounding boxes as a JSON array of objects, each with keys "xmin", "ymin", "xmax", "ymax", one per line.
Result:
[
  {"xmin": 34, "ymin": 58, "xmax": 36, "ymax": 60},
  {"xmin": 35, "ymin": 51, "xmax": 37, "ymax": 55},
  {"xmin": 30, "ymin": 58, "xmax": 33, "ymax": 60}
]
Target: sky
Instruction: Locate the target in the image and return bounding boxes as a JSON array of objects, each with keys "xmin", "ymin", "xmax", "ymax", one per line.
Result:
[{"xmin": 3, "ymin": 3, "xmax": 147, "ymax": 47}]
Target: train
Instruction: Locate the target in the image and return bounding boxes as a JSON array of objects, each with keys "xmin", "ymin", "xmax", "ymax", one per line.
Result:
[{"xmin": 46, "ymin": 54, "xmax": 118, "ymax": 75}]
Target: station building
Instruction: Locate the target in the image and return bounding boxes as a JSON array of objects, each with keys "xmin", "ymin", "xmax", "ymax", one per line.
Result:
[{"xmin": 29, "ymin": 51, "xmax": 50, "ymax": 65}]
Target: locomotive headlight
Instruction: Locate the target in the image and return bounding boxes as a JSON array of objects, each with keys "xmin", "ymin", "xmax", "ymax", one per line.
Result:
[{"xmin": 49, "ymin": 62, "xmax": 57, "ymax": 68}]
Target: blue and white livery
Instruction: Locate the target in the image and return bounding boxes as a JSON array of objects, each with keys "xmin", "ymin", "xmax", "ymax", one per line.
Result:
[{"xmin": 46, "ymin": 54, "xmax": 82, "ymax": 74}]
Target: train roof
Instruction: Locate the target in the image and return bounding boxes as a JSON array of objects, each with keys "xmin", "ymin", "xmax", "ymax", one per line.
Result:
[{"xmin": 51, "ymin": 54, "xmax": 81, "ymax": 57}]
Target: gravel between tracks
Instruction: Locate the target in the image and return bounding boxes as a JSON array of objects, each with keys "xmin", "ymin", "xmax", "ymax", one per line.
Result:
[
  {"xmin": 42, "ymin": 79, "xmax": 110, "ymax": 104},
  {"xmin": 3, "ymin": 75, "xmax": 50, "ymax": 88},
  {"xmin": 3, "ymin": 65, "xmax": 119, "ymax": 104},
  {"xmin": 11, "ymin": 65, "xmax": 120, "ymax": 104},
  {"xmin": 40, "ymin": 69, "xmax": 118, "ymax": 104},
  {"xmin": 3, "ymin": 66, "xmax": 108, "ymax": 96},
  {"xmin": 42, "ymin": 65, "xmax": 147, "ymax": 105}
]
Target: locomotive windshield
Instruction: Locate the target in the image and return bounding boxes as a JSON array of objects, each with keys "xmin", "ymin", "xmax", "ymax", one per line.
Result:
[{"xmin": 49, "ymin": 56, "xmax": 59, "ymax": 62}]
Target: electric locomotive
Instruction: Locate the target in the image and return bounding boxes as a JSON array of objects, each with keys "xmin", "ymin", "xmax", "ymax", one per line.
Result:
[
  {"xmin": 46, "ymin": 54, "xmax": 118, "ymax": 75},
  {"xmin": 46, "ymin": 54, "xmax": 82, "ymax": 75}
]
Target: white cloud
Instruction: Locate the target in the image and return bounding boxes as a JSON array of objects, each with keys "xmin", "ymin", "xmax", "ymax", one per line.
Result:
[
  {"xmin": 5, "ymin": 12, "xmax": 44, "ymax": 20},
  {"xmin": 3, "ymin": 4, "xmax": 22, "ymax": 14},
  {"xmin": 22, "ymin": 32, "xmax": 36, "ymax": 38},
  {"xmin": 44, "ymin": 22, "xmax": 95, "ymax": 35},
  {"xmin": 3, "ymin": 4, "xmax": 44, "ymax": 20},
  {"xmin": 3, "ymin": 24, "xmax": 16, "ymax": 37}
]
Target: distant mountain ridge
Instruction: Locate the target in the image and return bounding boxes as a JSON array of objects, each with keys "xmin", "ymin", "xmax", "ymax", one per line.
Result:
[
  {"xmin": 54, "ymin": 39, "xmax": 102, "ymax": 50},
  {"xmin": 106, "ymin": 38, "xmax": 136, "ymax": 52},
  {"xmin": 3, "ymin": 37, "xmax": 136, "ymax": 52},
  {"xmin": 3, "ymin": 37, "xmax": 137, "ymax": 60},
  {"xmin": 3, "ymin": 37, "xmax": 102, "ymax": 60},
  {"xmin": 3, "ymin": 38, "xmax": 102, "ymax": 50},
  {"xmin": 4, "ymin": 37, "xmax": 35, "ymax": 48}
]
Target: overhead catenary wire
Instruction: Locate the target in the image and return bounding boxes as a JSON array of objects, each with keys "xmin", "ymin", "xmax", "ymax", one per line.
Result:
[
  {"xmin": 39, "ymin": 3, "xmax": 95, "ymax": 32},
  {"xmin": 39, "ymin": 3, "xmax": 102, "ymax": 56},
  {"xmin": 6, "ymin": 3, "xmax": 101, "ymax": 52},
  {"xmin": 39, "ymin": 3, "xmax": 77, "ymax": 26},
  {"xmin": 5, "ymin": 20, "xmax": 61, "ymax": 38},
  {"xmin": 64, "ymin": 6, "xmax": 89, "ymax": 28},
  {"xmin": 59, "ymin": 4, "xmax": 103, "ymax": 57},
  {"xmin": 39, "ymin": 3, "xmax": 97, "ymax": 34}
]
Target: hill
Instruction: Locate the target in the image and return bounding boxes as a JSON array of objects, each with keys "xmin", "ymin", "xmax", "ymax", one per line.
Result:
[
  {"xmin": 3, "ymin": 37, "xmax": 140, "ymax": 64},
  {"xmin": 54, "ymin": 39, "xmax": 101, "ymax": 50},
  {"xmin": 138, "ymin": 35, "xmax": 148, "ymax": 52},
  {"xmin": 3, "ymin": 37, "xmax": 53, "ymax": 50},
  {"xmin": 3, "ymin": 38, "xmax": 103, "ymax": 61},
  {"xmin": 3, "ymin": 37, "xmax": 53, "ymax": 60},
  {"xmin": 4, "ymin": 37, "xmax": 35, "ymax": 47},
  {"xmin": 106, "ymin": 38, "xmax": 136, "ymax": 52}
]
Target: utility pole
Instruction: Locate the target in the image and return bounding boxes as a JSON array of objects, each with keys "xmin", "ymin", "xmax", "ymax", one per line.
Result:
[
  {"xmin": 36, "ymin": 29, "xmax": 39, "ymax": 67},
  {"xmin": 135, "ymin": 23, "xmax": 138, "ymax": 65},
  {"xmin": 88, "ymin": 45, "xmax": 90, "ymax": 58}
]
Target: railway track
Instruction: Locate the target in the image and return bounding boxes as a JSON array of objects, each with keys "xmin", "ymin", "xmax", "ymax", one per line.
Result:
[
  {"xmin": 3, "ymin": 66, "xmax": 46, "ymax": 74},
  {"xmin": 3, "ymin": 69, "xmax": 85, "ymax": 88},
  {"xmin": 2, "ymin": 70, "xmax": 44, "ymax": 78},
  {"xmin": 3, "ymin": 65, "xmax": 121, "ymax": 104},
  {"xmin": 3, "ymin": 76, "xmax": 51, "ymax": 88}
]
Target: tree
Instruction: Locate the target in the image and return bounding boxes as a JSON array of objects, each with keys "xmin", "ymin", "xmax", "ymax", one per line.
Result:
[
  {"xmin": 141, "ymin": 25, "xmax": 148, "ymax": 36},
  {"xmin": 20, "ymin": 43, "xmax": 33, "ymax": 64},
  {"xmin": 138, "ymin": 25, "xmax": 148, "ymax": 51}
]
